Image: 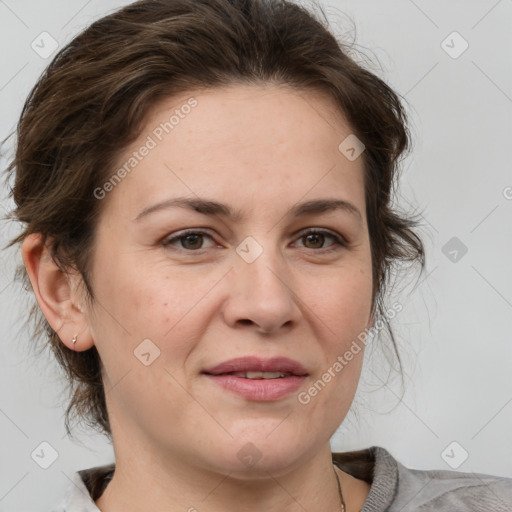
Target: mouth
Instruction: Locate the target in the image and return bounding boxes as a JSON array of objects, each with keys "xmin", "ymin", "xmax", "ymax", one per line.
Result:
[
  {"xmin": 204, "ymin": 370, "xmax": 294, "ymax": 379},
  {"xmin": 202, "ymin": 356, "xmax": 309, "ymax": 378},
  {"xmin": 202, "ymin": 356, "xmax": 308, "ymax": 401}
]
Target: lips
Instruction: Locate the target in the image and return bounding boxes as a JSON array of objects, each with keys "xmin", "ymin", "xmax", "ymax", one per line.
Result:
[
  {"xmin": 203, "ymin": 356, "xmax": 308, "ymax": 401},
  {"xmin": 202, "ymin": 356, "xmax": 308, "ymax": 377}
]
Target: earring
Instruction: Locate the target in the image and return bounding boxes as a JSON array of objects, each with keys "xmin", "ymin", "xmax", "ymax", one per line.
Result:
[{"xmin": 72, "ymin": 335, "xmax": 78, "ymax": 344}]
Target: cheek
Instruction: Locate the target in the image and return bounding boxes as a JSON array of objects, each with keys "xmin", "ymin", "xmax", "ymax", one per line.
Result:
[
  {"xmin": 309, "ymin": 265, "xmax": 372, "ymax": 390},
  {"xmin": 317, "ymin": 266, "xmax": 373, "ymax": 332},
  {"xmin": 312, "ymin": 280, "xmax": 370, "ymax": 403},
  {"xmin": 90, "ymin": 252, "xmax": 218, "ymax": 361}
]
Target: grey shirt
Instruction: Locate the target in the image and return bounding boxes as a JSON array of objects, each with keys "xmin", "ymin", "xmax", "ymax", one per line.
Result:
[{"xmin": 49, "ymin": 445, "xmax": 512, "ymax": 511}]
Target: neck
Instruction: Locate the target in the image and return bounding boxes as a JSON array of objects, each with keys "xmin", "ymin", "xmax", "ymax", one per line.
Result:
[{"xmin": 95, "ymin": 442, "xmax": 351, "ymax": 511}]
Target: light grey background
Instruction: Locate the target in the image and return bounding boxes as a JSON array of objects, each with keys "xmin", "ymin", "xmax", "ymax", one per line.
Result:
[{"xmin": 1, "ymin": 0, "xmax": 511, "ymax": 510}]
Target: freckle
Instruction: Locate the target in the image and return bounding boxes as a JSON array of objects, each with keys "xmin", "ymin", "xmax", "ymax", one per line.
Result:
[{"xmin": 163, "ymin": 302, "xmax": 168, "ymax": 307}]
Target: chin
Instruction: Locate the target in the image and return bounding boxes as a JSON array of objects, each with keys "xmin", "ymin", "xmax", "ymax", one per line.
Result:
[{"xmin": 211, "ymin": 429, "xmax": 311, "ymax": 477}]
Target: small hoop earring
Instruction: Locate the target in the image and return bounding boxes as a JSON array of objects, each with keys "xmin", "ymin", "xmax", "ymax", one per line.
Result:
[{"xmin": 72, "ymin": 335, "xmax": 78, "ymax": 344}]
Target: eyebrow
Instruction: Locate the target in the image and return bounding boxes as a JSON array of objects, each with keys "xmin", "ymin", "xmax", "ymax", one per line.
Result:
[{"xmin": 133, "ymin": 197, "xmax": 362, "ymax": 224}]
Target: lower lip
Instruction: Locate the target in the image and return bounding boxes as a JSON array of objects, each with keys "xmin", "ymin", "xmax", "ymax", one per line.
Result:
[{"xmin": 204, "ymin": 374, "xmax": 307, "ymax": 401}]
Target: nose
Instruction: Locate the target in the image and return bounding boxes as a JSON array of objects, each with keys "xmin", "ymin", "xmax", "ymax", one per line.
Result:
[{"xmin": 222, "ymin": 244, "xmax": 302, "ymax": 335}]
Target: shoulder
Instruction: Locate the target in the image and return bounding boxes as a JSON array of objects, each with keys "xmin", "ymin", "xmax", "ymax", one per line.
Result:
[
  {"xmin": 333, "ymin": 445, "xmax": 512, "ymax": 512},
  {"xmin": 390, "ymin": 451, "xmax": 512, "ymax": 512},
  {"xmin": 47, "ymin": 463, "xmax": 114, "ymax": 512},
  {"xmin": 374, "ymin": 446, "xmax": 512, "ymax": 512}
]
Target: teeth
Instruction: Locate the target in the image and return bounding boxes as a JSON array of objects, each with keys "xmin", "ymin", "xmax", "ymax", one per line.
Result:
[{"xmin": 231, "ymin": 371, "xmax": 289, "ymax": 379}]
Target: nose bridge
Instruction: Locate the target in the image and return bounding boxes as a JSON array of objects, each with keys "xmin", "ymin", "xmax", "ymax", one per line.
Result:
[
  {"xmin": 236, "ymin": 235, "xmax": 288, "ymax": 298},
  {"xmin": 226, "ymin": 234, "xmax": 301, "ymax": 332}
]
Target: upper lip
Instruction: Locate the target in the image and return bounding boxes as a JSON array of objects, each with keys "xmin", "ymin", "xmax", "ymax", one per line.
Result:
[{"xmin": 203, "ymin": 356, "xmax": 308, "ymax": 376}]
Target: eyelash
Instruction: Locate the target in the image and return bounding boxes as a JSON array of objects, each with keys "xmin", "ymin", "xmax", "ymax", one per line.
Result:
[{"xmin": 162, "ymin": 228, "xmax": 347, "ymax": 254}]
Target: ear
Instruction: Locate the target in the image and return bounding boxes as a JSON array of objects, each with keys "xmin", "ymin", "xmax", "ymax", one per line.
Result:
[{"xmin": 21, "ymin": 233, "xmax": 95, "ymax": 351}]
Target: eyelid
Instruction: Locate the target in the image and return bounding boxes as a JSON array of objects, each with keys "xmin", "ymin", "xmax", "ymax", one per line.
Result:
[
  {"xmin": 292, "ymin": 229, "xmax": 348, "ymax": 254},
  {"xmin": 162, "ymin": 227, "xmax": 348, "ymax": 252},
  {"xmin": 162, "ymin": 228, "xmax": 218, "ymax": 250},
  {"xmin": 293, "ymin": 227, "xmax": 348, "ymax": 246}
]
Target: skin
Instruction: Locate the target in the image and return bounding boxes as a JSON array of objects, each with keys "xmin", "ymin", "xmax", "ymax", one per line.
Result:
[{"xmin": 22, "ymin": 84, "xmax": 373, "ymax": 511}]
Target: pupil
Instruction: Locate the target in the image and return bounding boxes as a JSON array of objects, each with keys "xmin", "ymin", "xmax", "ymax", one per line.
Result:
[
  {"xmin": 305, "ymin": 233, "xmax": 323, "ymax": 248},
  {"xmin": 183, "ymin": 234, "xmax": 202, "ymax": 249}
]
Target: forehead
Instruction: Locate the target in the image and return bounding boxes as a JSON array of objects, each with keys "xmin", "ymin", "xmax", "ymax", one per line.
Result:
[
  {"xmin": 150, "ymin": 83, "xmax": 353, "ymax": 153},
  {"xmin": 103, "ymin": 84, "xmax": 366, "ymax": 221}
]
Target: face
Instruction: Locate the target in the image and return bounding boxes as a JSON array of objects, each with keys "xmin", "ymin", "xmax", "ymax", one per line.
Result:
[{"xmin": 84, "ymin": 84, "xmax": 373, "ymax": 475}]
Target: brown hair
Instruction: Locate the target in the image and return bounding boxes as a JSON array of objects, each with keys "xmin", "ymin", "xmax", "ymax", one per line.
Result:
[{"xmin": 3, "ymin": 0, "xmax": 425, "ymax": 439}]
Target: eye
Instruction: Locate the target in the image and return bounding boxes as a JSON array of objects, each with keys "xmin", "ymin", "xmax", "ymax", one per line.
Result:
[
  {"xmin": 293, "ymin": 229, "xmax": 347, "ymax": 253},
  {"xmin": 162, "ymin": 230, "xmax": 216, "ymax": 251},
  {"xmin": 162, "ymin": 228, "xmax": 347, "ymax": 253}
]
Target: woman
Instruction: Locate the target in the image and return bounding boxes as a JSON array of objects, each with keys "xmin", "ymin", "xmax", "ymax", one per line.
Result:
[{"xmin": 4, "ymin": 0, "xmax": 511, "ymax": 510}]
